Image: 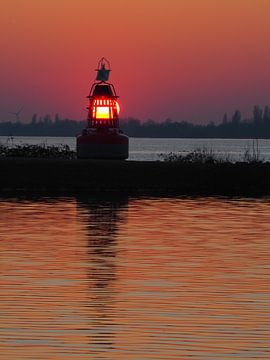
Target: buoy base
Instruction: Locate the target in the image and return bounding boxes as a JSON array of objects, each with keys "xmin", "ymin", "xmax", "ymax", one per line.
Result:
[{"xmin": 76, "ymin": 131, "xmax": 129, "ymax": 159}]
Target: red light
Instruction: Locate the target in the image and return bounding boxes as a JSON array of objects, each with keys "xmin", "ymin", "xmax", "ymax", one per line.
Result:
[
  {"xmin": 115, "ymin": 101, "xmax": 120, "ymax": 115},
  {"xmin": 91, "ymin": 98, "xmax": 120, "ymax": 120}
]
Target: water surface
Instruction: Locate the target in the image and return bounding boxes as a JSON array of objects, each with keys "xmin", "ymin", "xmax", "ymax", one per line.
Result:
[{"xmin": 1, "ymin": 197, "xmax": 270, "ymax": 359}]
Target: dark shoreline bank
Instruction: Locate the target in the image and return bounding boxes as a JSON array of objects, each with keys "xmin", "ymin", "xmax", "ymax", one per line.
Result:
[{"xmin": 0, "ymin": 158, "xmax": 270, "ymax": 197}]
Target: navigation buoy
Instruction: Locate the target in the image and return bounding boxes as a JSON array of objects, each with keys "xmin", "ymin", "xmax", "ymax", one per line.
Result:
[{"xmin": 77, "ymin": 58, "xmax": 129, "ymax": 159}]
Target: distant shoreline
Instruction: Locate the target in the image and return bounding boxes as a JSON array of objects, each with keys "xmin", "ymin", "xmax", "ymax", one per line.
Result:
[
  {"xmin": 1, "ymin": 109, "xmax": 270, "ymax": 138},
  {"xmin": 1, "ymin": 158, "xmax": 269, "ymax": 197},
  {"xmin": 2, "ymin": 134, "xmax": 270, "ymax": 139}
]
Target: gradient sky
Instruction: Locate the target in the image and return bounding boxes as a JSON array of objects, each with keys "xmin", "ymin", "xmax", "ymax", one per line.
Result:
[{"xmin": 1, "ymin": 0, "xmax": 270, "ymax": 123}]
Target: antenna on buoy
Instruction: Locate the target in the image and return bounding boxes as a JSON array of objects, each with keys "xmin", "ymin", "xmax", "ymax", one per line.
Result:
[{"xmin": 95, "ymin": 57, "xmax": 111, "ymax": 82}]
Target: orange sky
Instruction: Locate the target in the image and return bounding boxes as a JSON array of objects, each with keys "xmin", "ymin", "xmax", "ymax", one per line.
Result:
[{"xmin": 1, "ymin": 0, "xmax": 270, "ymax": 123}]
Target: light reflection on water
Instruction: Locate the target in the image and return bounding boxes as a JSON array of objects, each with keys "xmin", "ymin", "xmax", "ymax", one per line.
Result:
[{"xmin": 0, "ymin": 196, "xmax": 270, "ymax": 359}]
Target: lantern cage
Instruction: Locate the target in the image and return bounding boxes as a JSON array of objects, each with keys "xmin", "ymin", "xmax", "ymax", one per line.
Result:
[{"xmin": 87, "ymin": 81, "xmax": 120, "ymax": 129}]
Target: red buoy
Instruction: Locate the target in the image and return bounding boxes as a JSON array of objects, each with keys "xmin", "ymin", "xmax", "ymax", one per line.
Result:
[{"xmin": 77, "ymin": 58, "xmax": 129, "ymax": 159}]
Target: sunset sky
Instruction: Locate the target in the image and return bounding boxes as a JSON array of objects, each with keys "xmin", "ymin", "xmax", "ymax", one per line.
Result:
[{"xmin": 0, "ymin": 0, "xmax": 270, "ymax": 123}]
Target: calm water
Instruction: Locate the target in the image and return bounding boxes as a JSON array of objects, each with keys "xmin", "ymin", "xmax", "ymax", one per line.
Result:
[
  {"xmin": 1, "ymin": 196, "xmax": 270, "ymax": 359},
  {"xmin": 1, "ymin": 136, "xmax": 270, "ymax": 161}
]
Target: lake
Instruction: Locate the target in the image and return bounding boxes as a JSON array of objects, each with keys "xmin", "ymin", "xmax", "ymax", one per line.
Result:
[
  {"xmin": 1, "ymin": 196, "xmax": 270, "ymax": 359},
  {"xmin": 1, "ymin": 136, "xmax": 270, "ymax": 161}
]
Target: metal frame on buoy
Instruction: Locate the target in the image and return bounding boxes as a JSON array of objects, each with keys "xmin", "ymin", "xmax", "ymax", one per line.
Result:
[{"xmin": 77, "ymin": 58, "xmax": 129, "ymax": 159}]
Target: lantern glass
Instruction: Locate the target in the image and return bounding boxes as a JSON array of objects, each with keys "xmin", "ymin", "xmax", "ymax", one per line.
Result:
[{"xmin": 96, "ymin": 106, "xmax": 110, "ymax": 119}]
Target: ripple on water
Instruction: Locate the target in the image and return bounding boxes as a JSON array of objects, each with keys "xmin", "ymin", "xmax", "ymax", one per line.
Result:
[{"xmin": 0, "ymin": 196, "xmax": 270, "ymax": 359}]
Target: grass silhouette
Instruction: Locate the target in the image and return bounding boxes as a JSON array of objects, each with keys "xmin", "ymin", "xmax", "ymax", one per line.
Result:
[{"xmin": 0, "ymin": 143, "xmax": 76, "ymax": 159}]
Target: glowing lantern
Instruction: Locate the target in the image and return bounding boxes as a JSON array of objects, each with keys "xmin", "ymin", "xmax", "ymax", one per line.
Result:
[{"xmin": 91, "ymin": 98, "xmax": 120, "ymax": 119}]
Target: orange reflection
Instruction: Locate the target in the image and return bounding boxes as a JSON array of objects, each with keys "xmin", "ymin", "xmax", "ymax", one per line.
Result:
[
  {"xmin": 112, "ymin": 198, "xmax": 270, "ymax": 358},
  {"xmin": 1, "ymin": 197, "xmax": 270, "ymax": 359},
  {"xmin": 0, "ymin": 199, "xmax": 91, "ymax": 359}
]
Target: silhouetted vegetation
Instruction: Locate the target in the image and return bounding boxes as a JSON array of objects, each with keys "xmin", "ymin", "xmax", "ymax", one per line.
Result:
[
  {"xmin": 0, "ymin": 143, "xmax": 76, "ymax": 159},
  {"xmin": 159, "ymin": 148, "xmax": 225, "ymax": 164},
  {"xmin": 1, "ymin": 105, "xmax": 270, "ymax": 138},
  {"xmin": 159, "ymin": 140, "xmax": 263, "ymax": 164},
  {"xmin": 120, "ymin": 105, "xmax": 270, "ymax": 138},
  {"xmin": 0, "ymin": 115, "xmax": 84, "ymax": 136}
]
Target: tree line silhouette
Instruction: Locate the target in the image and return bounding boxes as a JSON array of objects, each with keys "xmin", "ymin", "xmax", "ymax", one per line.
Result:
[{"xmin": 1, "ymin": 106, "xmax": 270, "ymax": 138}]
